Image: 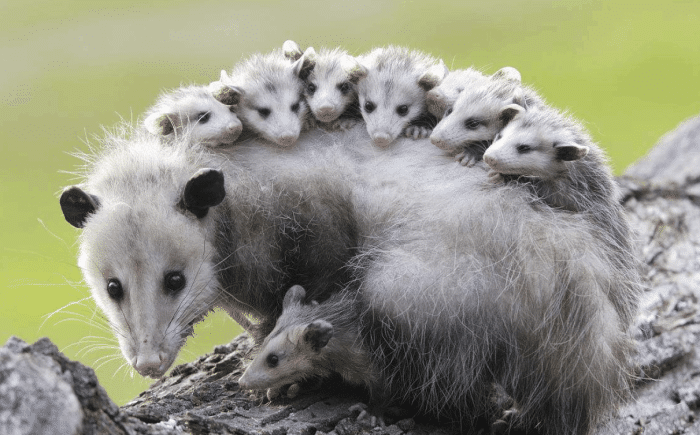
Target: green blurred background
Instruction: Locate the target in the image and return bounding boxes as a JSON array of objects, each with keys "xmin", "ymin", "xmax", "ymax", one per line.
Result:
[{"xmin": 2, "ymin": 0, "xmax": 699, "ymax": 406}]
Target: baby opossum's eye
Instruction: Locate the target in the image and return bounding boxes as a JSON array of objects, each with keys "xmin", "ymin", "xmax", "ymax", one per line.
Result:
[
  {"xmin": 396, "ymin": 105, "xmax": 409, "ymax": 117},
  {"xmin": 363, "ymin": 101, "xmax": 376, "ymax": 114},
  {"xmin": 494, "ymin": 132, "xmax": 503, "ymax": 141},
  {"xmin": 106, "ymin": 278, "xmax": 124, "ymax": 301},
  {"xmin": 164, "ymin": 271, "xmax": 186, "ymax": 294},
  {"xmin": 464, "ymin": 118, "xmax": 483, "ymax": 130},
  {"xmin": 306, "ymin": 83, "xmax": 317, "ymax": 95},
  {"xmin": 516, "ymin": 144, "xmax": 533, "ymax": 154},
  {"xmin": 337, "ymin": 82, "xmax": 351, "ymax": 95},
  {"xmin": 257, "ymin": 108, "xmax": 271, "ymax": 119},
  {"xmin": 291, "ymin": 101, "xmax": 300, "ymax": 113},
  {"xmin": 445, "ymin": 108, "xmax": 453, "ymax": 117},
  {"xmin": 266, "ymin": 353, "xmax": 279, "ymax": 368},
  {"xmin": 197, "ymin": 112, "xmax": 211, "ymax": 124}
]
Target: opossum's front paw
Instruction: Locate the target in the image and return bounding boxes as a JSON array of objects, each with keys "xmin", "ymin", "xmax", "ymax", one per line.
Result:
[
  {"xmin": 266, "ymin": 387, "xmax": 282, "ymax": 401},
  {"xmin": 455, "ymin": 151, "xmax": 477, "ymax": 167},
  {"xmin": 349, "ymin": 403, "xmax": 386, "ymax": 428},
  {"xmin": 487, "ymin": 170, "xmax": 504, "ymax": 183},
  {"xmin": 404, "ymin": 126, "xmax": 432, "ymax": 140},
  {"xmin": 266, "ymin": 383, "xmax": 301, "ymax": 401}
]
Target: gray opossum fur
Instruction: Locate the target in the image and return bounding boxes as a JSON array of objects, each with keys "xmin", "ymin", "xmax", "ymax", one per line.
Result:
[
  {"xmin": 219, "ymin": 49, "xmax": 312, "ymax": 147},
  {"xmin": 239, "ymin": 285, "xmax": 378, "ymax": 393},
  {"xmin": 143, "ymin": 85, "xmax": 243, "ymax": 147},
  {"xmin": 283, "ymin": 41, "xmax": 366, "ymax": 130},
  {"xmin": 356, "ymin": 46, "xmax": 447, "ymax": 147},
  {"xmin": 430, "ymin": 67, "xmax": 544, "ymax": 166},
  {"xmin": 61, "ymin": 121, "xmax": 638, "ymax": 434},
  {"xmin": 425, "ymin": 67, "xmax": 489, "ymax": 119},
  {"xmin": 483, "ymin": 104, "xmax": 642, "ymax": 327}
]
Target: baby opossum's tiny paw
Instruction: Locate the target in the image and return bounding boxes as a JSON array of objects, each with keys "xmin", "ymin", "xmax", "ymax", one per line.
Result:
[
  {"xmin": 487, "ymin": 170, "xmax": 504, "ymax": 183},
  {"xmin": 266, "ymin": 387, "xmax": 282, "ymax": 401},
  {"xmin": 349, "ymin": 403, "xmax": 386, "ymax": 428},
  {"xmin": 404, "ymin": 126, "xmax": 431, "ymax": 140},
  {"xmin": 286, "ymin": 383, "xmax": 301, "ymax": 399},
  {"xmin": 455, "ymin": 151, "xmax": 477, "ymax": 167}
]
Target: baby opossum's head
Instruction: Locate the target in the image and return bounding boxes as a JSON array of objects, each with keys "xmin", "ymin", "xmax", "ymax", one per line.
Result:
[
  {"xmin": 220, "ymin": 50, "xmax": 312, "ymax": 147},
  {"xmin": 356, "ymin": 46, "xmax": 448, "ymax": 147},
  {"xmin": 238, "ymin": 285, "xmax": 334, "ymax": 391},
  {"xmin": 425, "ymin": 68, "xmax": 488, "ymax": 119},
  {"xmin": 430, "ymin": 67, "xmax": 523, "ymax": 153},
  {"xmin": 144, "ymin": 85, "xmax": 242, "ymax": 147},
  {"xmin": 60, "ymin": 140, "xmax": 226, "ymax": 378},
  {"xmin": 283, "ymin": 41, "xmax": 367, "ymax": 123},
  {"xmin": 483, "ymin": 105, "xmax": 590, "ymax": 178}
]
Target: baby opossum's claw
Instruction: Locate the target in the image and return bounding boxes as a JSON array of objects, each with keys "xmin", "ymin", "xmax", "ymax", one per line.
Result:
[
  {"xmin": 266, "ymin": 387, "xmax": 282, "ymax": 401},
  {"xmin": 286, "ymin": 383, "xmax": 301, "ymax": 399},
  {"xmin": 455, "ymin": 151, "xmax": 476, "ymax": 167},
  {"xmin": 404, "ymin": 126, "xmax": 431, "ymax": 140},
  {"xmin": 487, "ymin": 170, "xmax": 504, "ymax": 183},
  {"xmin": 349, "ymin": 403, "xmax": 386, "ymax": 428}
]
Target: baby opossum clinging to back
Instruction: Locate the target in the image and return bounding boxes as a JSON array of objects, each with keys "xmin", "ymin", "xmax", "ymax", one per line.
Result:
[
  {"xmin": 282, "ymin": 40, "xmax": 366, "ymax": 130},
  {"xmin": 144, "ymin": 85, "xmax": 243, "ymax": 147},
  {"xmin": 355, "ymin": 46, "xmax": 448, "ymax": 147},
  {"xmin": 424, "ymin": 67, "xmax": 489, "ymax": 120}
]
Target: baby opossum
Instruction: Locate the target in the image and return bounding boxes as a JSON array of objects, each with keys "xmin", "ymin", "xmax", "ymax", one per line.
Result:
[
  {"xmin": 283, "ymin": 41, "xmax": 366, "ymax": 130},
  {"xmin": 59, "ymin": 125, "xmax": 360, "ymax": 378},
  {"xmin": 483, "ymin": 104, "xmax": 641, "ymax": 326},
  {"xmin": 430, "ymin": 66, "xmax": 542, "ymax": 166},
  {"xmin": 144, "ymin": 85, "xmax": 242, "ymax": 146},
  {"xmin": 239, "ymin": 285, "xmax": 378, "ymax": 396},
  {"xmin": 217, "ymin": 48, "xmax": 314, "ymax": 147},
  {"xmin": 355, "ymin": 46, "xmax": 448, "ymax": 147},
  {"xmin": 425, "ymin": 67, "xmax": 489, "ymax": 119}
]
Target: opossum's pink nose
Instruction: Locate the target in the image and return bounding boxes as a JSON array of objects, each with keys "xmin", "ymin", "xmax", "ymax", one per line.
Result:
[
  {"xmin": 276, "ymin": 133, "xmax": 298, "ymax": 147},
  {"xmin": 483, "ymin": 153, "xmax": 497, "ymax": 168},
  {"xmin": 371, "ymin": 132, "xmax": 393, "ymax": 147},
  {"xmin": 316, "ymin": 105, "xmax": 338, "ymax": 121},
  {"xmin": 134, "ymin": 352, "xmax": 166, "ymax": 378},
  {"xmin": 227, "ymin": 121, "xmax": 242, "ymax": 133},
  {"xmin": 430, "ymin": 134, "xmax": 448, "ymax": 150}
]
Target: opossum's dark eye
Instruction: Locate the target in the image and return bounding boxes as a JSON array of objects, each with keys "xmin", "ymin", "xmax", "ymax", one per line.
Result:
[
  {"xmin": 197, "ymin": 112, "xmax": 211, "ymax": 124},
  {"xmin": 337, "ymin": 82, "xmax": 351, "ymax": 95},
  {"xmin": 445, "ymin": 108, "xmax": 453, "ymax": 116},
  {"xmin": 516, "ymin": 144, "xmax": 532, "ymax": 154},
  {"xmin": 291, "ymin": 102, "xmax": 300, "ymax": 113},
  {"xmin": 257, "ymin": 108, "xmax": 271, "ymax": 119},
  {"xmin": 266, "ymin": 353, "xmax": 279, "ymax": 368},
  {"xmin": 306, "ymin": 83, "xmax": 317, "ymax": 95},
  {"xmin": 464, "ymin": 118, "xmax": 483, "ymax": 130},
  {"xmin": 363, "ymin": 101, "xmax": 376, "ymax": 113},
  {"xmin": 106, "ymin": 278, "xmax": 124, "ymax": 301},
  {"xmin": 164, "ymin": 271, "xmax": 186, "ymax": 294},
  {"xmin": 396, "ymin": 105, "xmax": 409, "ymax": 117},
  {"xmin": 494, "ymin": 133, "xmax": 503, "ymax": 141}
]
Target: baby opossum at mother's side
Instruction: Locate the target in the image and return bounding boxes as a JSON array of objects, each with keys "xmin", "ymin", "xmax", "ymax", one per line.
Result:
[
  {"xmin": 58, "ymin": 124, "xmax": 363, "ymax": 379},
  {"xmin": 483, "ymin": 103, "xmax": 642, "ymax": 327},
  {"xmin": 282, "ymin": 40, "xmax": 366, "ymax": 131},
  {"xmin": 424, "ymin": 67, "xmax": 489, "ymax": 120},
  {"xmin": 143, "ymin": 85, "xmax": 243, "ymax": 147},
  {"xmin": 355, "ymin": 46, "xmax": 448, "ymax": 147},
  {"xmin": 430, "ymin": 66, "xmax": 543, "ymax": 166}
]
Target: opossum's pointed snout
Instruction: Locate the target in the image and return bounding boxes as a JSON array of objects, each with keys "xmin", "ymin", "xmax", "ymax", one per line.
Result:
[
  {"xmin": 315, "ymin": 105, "xmax": 338, "ymax": 122},
  {"xmin": 134, "ymin": 352, "xmax": 167, "ymax": 378},
  {"xmin": 276, "ymin": 133, "xmax": 299, "ymax": 148},
  {"xmin": 482, "ymin": 152, "xmax": 497, "ymax": 168},
  {"xmin": 430, "ymin": 133, "xmax": 449, "ymax": 150},
  {"xmin": 371, "ymin": 132, "xmax": 393, "ymax": 147},
  {"xmin": 227, "ymin": 120, "xmax": 242, "ymax": 134}
]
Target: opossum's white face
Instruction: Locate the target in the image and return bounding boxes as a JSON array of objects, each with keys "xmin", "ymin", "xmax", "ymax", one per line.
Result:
[
  {"xmin": 484, "ymin": 112, "xmax": 590, "ymax": 178},
  {"xmin": 78, "ymin": 202, "xmax": 219, "ymax": 378},
  {"xmin": 145, "ymin": 94, "xmax": 242, "ymax": 146},
  {"xmin": 425, "ymin": 69, "xmax": 488, "ymax": 119},
  {"xmin": 304, "ymin": 60, "xmax": 359, "ymax": 123},
  {"xmin": 358, "ymin": 73, "xmax": 427, "ymax": 147}
]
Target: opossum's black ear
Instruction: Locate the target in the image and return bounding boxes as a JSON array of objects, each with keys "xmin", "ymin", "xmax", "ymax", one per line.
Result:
[
  {"xmin": 144, "ymin": 112, "xmax": 175, "ymax": 136},
  {"xmin": 418, "ymin": 61, "xmax": 449, "ymax": 91},
  {"xmin": 340, "ymin": 55, "xmax": 367, "ymax": 84},
  {"xmin": 283, "ymin": 40, "xmax": 303, "ymax": 61},
  {"xmin": 303, "ymin": 320, "xmax": 333, "ymax": 351},
  {"xmin": 491, "ymin": 66, "xmax": 522, "ymax": 84},
  {"xmin": 181, "ymin": 168, "xmax": 226, "ymax": 219},
  {"xmin": 554, "ymin": 142, "xmax": 590, "ymax": 161},
  {"xmin": 60, "ymin": 186, "xmax": 100, "ymax": 229},
  {"xmin": 498, "ymin": 103, "xmax": 525, "ymax": 126},
  {"xmin": 283, "ymin": 285, "xmax": 306, "ymax": 309},
  {"xmin": 292, "ymin": 47, "xmax": 317, "ymax": 80}
]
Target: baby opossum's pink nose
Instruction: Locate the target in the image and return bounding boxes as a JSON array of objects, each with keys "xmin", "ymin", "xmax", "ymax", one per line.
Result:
[
  {"xmin": 430, "ymin": 134, "xmax": 448, "ymax": 150},
  {"xmin": 227, "ymin": 121, "xmax": 242, "ymax": 133},
  {"xmin": 276, "ymin": 134, "xmax": 298, "ymax": 147},
  {"xmin": 134, "ymin": 353, "xmax": 165, "ymax": 378},
  {"xmin": 316, "ymin": 105, "xmax": 337, "ymax": 121},
  {"xmin": 483, "ymin": 153, "xmax": 497, "ymax": 168},
  {"xmin": 371, "ymin": 132, "xmax": 392, "ymax": 147}
]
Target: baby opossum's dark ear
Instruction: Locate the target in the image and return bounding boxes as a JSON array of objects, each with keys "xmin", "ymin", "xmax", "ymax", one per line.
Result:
[
  {"xmin": 283, "ymin": 285, "xmax": 307, "ymax": 309},
  {"xmin": 181, "ymin": 168, "xmax": 226, "ymax": 219},
  {"xmin": 418, "ymin": 61, "xmax": 449, "ymax": 91},
  {"xmin": 292, "ymin": 47, "xmax": 317, "ymax": 80},
  {"xmin": 283, "ymin": 40, "xmax": 303, "ymax": 61},
  {"xmin": 303, "ymin": 320, "xmax": 333, "ymax": 351},
  {"xmin": 60, "ymin": 186, "xmax": 100, "ymax": 228},
  {"xmin": 144, "ymin": 112, "xmax": 175, "ymax": 136},
  {"xmin": 554, "ymin": 142, "xmax": 590, "ymax": 161},
  {"xmin": 340, "ymin": 55, "xmax": 368, "ymax": 84},
  {"xmin": 498, "ymin": 103, "xmax": 525, "ymax": 126},
  {"xmin": 491, "ymin": 66, "xmax": 522, "ymax": 84}
]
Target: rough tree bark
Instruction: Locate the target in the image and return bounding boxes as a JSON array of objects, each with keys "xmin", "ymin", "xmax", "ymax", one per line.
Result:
[{"xmin": 2, "ymin": 114, "xmax": 700, "ymax": 435}]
